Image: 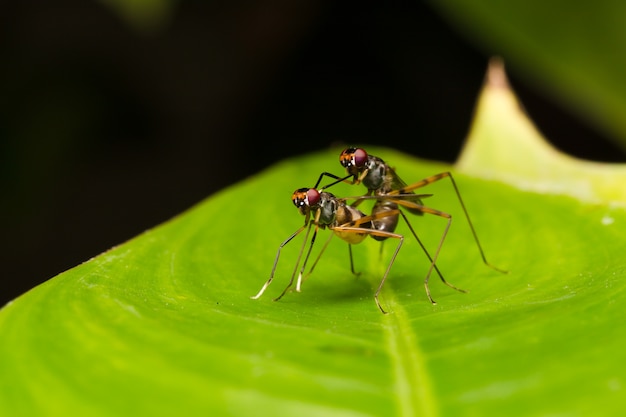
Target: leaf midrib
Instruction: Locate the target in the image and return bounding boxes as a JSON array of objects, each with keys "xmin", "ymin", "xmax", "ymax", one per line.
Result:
[{"xmin": 384, "ymin": 297, "xmax": 438, "ymax": 417}]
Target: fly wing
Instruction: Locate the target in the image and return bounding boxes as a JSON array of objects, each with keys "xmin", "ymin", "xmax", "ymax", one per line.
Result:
[
  {"xmin": 387, "ymin": 165, "xmax": 408, "ymax": 190},
  {"xmin": 386, "ymin": 166, "xmax": 424, "ymax": 212}
]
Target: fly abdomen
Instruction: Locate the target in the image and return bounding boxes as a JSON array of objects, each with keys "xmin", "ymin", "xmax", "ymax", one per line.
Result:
[
  {"xmin": 334, "ymin": 204, "xmax": 370, "ymax": 244},
  {"xmin": 371, "ymin": 200, "xmax": 399, "ymax": 241}
]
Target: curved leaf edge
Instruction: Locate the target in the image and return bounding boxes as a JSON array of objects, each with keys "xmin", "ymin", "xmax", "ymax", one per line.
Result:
[{"xmin": 457, "ymin": 58, "xmax": 626, "ymax": 209}]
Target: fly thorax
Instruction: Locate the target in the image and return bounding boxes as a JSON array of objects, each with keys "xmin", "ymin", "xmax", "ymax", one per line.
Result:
[
  {"xmin": 362, "ymin": 157, "xmax": 386, "ymax": 191},
  {"xmin": 316, "ymin": 192, "xmax": 338, "ymax": 226}
]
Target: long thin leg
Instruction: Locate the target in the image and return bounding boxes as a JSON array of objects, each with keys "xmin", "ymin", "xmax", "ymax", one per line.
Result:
[
  {"xmin": 300, "ymin": 233, "xmax": 360, "ymax": 285},
  {"xmin": 391, "ymin": 200, "xmax": 472, "ymax": 303},
  {"xmin": 275, "ymin": 224, "xmax": 321, "ymax": 301},
  {"xmin": 296, "ymin": 232, "xmax": 334, "ymax": 290},
  {"xmin": 331, "ymin": 225, "xmax": 404, "ymax": 314},
  {"xmin": 349, "ymin": 189, "xmax": 373, "ymax": 209},
  {"xmin": 347, "ymin": 244, "xmax": 359, "ymax": 276},
  {"xmin": 372, "ymin": 198, "xmax": 456, "ymax": 304},
  {"xmin": 391, "ymin": 172, "xmax": 507, "ymax": 273},
  {"xmin": 367, "ymin": 201, "xmax": 454, "ymax": 305},
  {"xmin": 373, "ymin": 233, "xmax": 403, "ymax": 315},
  {"xmin": 313, "ymin": 172, "xmax": 353, "ymax": 190},
  {"xmin": 345, "ymin": 189, "xmax": 499, "ymax": 304},
  {"xmin": 346, "ymin": 172, "xmax": 506, "ymax": 274},
  {"xmin": 421, "ymin": 209, "xmax": 452, "ymax": 305},
  {"xmin": 398, "ymin": 209, "xmax": 466, "ymax": 290},
  {"xmin": 251, "ymin": 223, "xmax": 310, "ymax": 300},
  {"xmin": 348, "ymin": 193, "xmax": 463, "ymax": 303},
  {"xmin": 336, "ymin": 207, "xmax": 411, "ymax": 313}
]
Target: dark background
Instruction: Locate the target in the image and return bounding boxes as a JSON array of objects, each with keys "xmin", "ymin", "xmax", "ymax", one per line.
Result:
[{"xmin": 1, "ymin": 1, "xmax": 624, "ymax": 306}]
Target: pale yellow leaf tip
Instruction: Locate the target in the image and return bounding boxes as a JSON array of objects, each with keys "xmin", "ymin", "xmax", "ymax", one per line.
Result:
[{"xmin": 457, "ymin": 57, "xmax": 626, "ymax": 207}]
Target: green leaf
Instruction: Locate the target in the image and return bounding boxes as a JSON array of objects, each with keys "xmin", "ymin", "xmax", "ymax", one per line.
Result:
[
  {"xmin": 430, "ymin": 0, "xmax": 626, "ymax": 149},
  {"xmin": 2, "ymin": 64, "xmax": 626, "ymax": 416}
]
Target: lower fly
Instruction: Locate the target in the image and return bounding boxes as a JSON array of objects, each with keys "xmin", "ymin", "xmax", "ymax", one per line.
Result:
[{"xmin": 251, "ymin": 187, "xmax": 453, "ymax": 314}]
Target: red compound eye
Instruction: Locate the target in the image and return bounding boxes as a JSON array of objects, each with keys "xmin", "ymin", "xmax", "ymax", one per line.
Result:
[
  {"xmin": 353, "ymin": 148, "xmax": 368, "ymax": 167},
  {"xmin": 306, "ymin": 188, "xmax": 320, "ymax": 206},
  {"xmin": 340, "ymin": 147, "xmax": 368, "ymax": 168}
]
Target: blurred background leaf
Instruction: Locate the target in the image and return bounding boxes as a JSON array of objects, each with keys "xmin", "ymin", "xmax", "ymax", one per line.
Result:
[
  {"xmin": 430, "ymin": 0, "xmax": 626, "ymax": 149},
  {"xmin": 97, "ymin": 0, "xmax": 177, "ymax": 32}
]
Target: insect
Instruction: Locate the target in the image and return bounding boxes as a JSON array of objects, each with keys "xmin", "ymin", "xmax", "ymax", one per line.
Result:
[
  {"xmin": 311, "ymin": 148, "xmax": 429, "ymax": 243},
  {"xmin": 315, "ymin": 147, "xmax": 507, "ymax": 303},
  {"xmin": 251, "ymin": 186, "xmax": 435, "ymax": 313}
]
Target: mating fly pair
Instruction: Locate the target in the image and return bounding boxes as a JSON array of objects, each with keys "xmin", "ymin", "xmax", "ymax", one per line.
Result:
[{"xmin": 252, "ymin": 148, "xmax": 506, "ymax": 313}]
